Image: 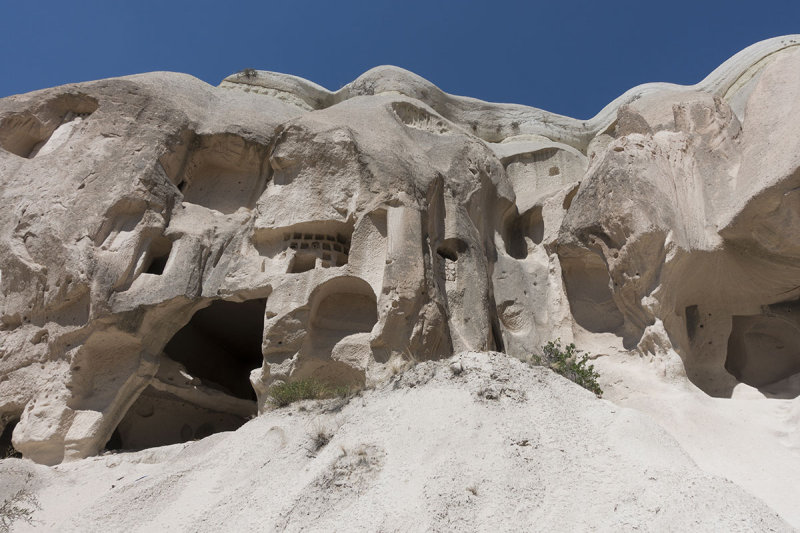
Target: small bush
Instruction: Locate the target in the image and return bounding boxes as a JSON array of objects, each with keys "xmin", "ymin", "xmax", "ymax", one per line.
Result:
[
  {"xmin": 239, "ymin": 68, "xmax": 257, "ymax": 79},
  {"xmin": 268, "ymin": 378, "xmax": 352, "ymax": 407},
  {"xmin": 533, "ymin": 339, "xmax": 603, "ymax": 397},
  {"xmin": 0, "ymin": 444, "xmax": 19, "ymax": 460},
  {"xmin": 310, "ymin": 424, "xmax": 334, "ymax": 452},
  {"xmin": 0, "ymin": 489, "xmax": 39, "ymax": 532}
]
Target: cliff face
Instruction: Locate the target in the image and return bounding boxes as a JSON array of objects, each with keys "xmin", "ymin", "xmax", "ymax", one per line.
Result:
[{"xmin": 0, "ymin": 35, "xmax": 799, "ymax": 483}]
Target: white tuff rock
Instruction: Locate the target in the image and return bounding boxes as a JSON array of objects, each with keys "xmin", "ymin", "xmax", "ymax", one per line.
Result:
[{"xmin": 1, "ymin": 34, "xmax": 799, "ymax": 529}]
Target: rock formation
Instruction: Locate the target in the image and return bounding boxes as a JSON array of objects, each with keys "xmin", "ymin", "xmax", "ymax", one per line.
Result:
[{"xmin": 0, "ymin": 33, "xmax": 799, "ymax": 494}]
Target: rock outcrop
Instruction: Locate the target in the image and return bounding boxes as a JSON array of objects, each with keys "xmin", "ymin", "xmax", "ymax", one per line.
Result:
[{"xmin": 0, "ymin": 34, "xmax": 799, "ymax": 481}]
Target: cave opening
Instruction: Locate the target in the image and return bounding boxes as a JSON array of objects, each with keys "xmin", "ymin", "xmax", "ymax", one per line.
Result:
[
  {"xmin": 685, "ymin": 305, "xmax": 700, "ymax": 340},
  {"xmin": 0, "ymin": 418, "xmax": 20, "ymax": 458},
  {"xmin": 503, "ymin": 206, "xmax": 544, "ymax": 259},
  {"xmin": 725, "ymin": 299, "xmax": 800, "ymax": 392},
  {"xmin": 290, "ymin": 253, "xmax": 317, "ymax": 273},
  {"xmin": 144, "ymin": 236, "xmax": 173, "ymax": 276},
  {"xmin": 164, "ymin": 298, "xmax": 267, "ymax": 401},
  {"xmin": 436, "ymin": 238, "xmax": 467, "ymax": 263},
  {"xmin": 560, "ymin": 252, "xmax": 624, "ymax": 334},
  {"xmin": 289, "ymin": 276, "xmax": 377, "ymax": 385},
  {"xmin": 110, "ymin": 299, "xmax": 266, "ymax": 451}
]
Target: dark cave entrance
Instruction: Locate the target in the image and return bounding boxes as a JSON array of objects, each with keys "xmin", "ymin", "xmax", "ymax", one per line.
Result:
[
  {"xmin": 110, "ymin": 299, "xmax": 267, "ymax": 451},
  {"xmin": 0, "ymin": 418, "xmax": 20, "ymax": 458},
  {"xmin": 143, "ymin": 236, "xmax": 173, "ymax": 276},
  {"xmin": 503, "ymin": 206, "xmax": 544, "ymax": 260},
  {"xmin": 163, "ymin": 298, "xmax": 267, "ymax": 401}
]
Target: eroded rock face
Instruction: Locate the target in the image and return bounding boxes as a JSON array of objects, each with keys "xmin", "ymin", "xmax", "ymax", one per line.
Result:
[
  {"xmin": 560, "ymin": 46, "xmax": 800, "ymax": 396},
  {"xmin": 1, "ymin": 36, "xmax": 800, "ymax": 464}
]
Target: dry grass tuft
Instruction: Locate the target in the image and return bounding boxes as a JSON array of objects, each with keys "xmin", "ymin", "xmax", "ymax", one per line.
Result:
[
  {"xmin": 268, "ymin": 379, "xmax": 354, "ymax": 407},
  {"xmin": 0, "ymin": 489, "xmax": 39, "ymax": 532}
]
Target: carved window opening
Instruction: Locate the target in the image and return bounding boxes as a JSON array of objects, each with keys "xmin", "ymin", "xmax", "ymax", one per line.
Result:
[
  {"xmin": 290, "ymin": 253, "xmax": 317, "ymax": 273},
  {"xmin": 282, "ymin": 232, "xmax": 351, "ymax": 273},
  {"xmin": 436, "ymin": 238, "xmax": 467, "ymax": 283},
  {"xmin": 143, "ymin": 236, "xmax": 173, "ymax": 276}
]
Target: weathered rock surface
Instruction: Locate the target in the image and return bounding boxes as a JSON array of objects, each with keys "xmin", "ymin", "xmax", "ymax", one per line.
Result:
[{"xmin": 1, "ymin": 34, "xmax": 800, "ymax": 529}]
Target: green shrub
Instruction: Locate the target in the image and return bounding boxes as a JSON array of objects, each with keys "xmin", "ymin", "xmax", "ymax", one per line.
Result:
[
  {"xmin": 268, "ymin": 378, "xmax": 352, "ymax": 407},
  {"xmin": 533, "ymin": 339, "xmax": 603, "ymax": 397}
]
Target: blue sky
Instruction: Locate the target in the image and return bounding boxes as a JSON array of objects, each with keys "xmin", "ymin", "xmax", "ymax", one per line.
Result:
[{"xmin": 1, "ymin": 0, "xmax": 798, "ymax": 119}]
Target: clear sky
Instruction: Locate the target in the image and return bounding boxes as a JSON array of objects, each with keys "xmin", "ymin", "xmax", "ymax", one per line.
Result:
[{"xmin": 1, "ymin": 0, "xmax": 798, "ymax": 119}]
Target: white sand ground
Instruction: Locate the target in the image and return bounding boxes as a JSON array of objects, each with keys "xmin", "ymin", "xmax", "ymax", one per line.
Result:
[
  {"xmin": 593, "ymin": 345, "xmax": 800, "ymax": 529},
  {"xmin": 0, "ymin": 352, "xmax": 793, "ymax": 532}
]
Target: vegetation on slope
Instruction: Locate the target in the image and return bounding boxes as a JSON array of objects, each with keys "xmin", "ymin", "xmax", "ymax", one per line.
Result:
[{"xmin": 533, "ymin": 339, "xmax": 603, "ymax": 397}]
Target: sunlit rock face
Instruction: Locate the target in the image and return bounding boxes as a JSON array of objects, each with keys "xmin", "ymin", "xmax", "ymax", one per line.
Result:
[{"xmin": 1, "ymin": 35, "xmax": 799, "ymax": 464}]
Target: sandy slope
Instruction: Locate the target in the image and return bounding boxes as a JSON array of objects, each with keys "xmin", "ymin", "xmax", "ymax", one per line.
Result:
[
  {"xmin": 0, "ymin": 352, "xmax": 790, "ymax": 532},
  {"xmin": 591, "ymin": 343, "xmax": 800, "ymax": 529}
]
